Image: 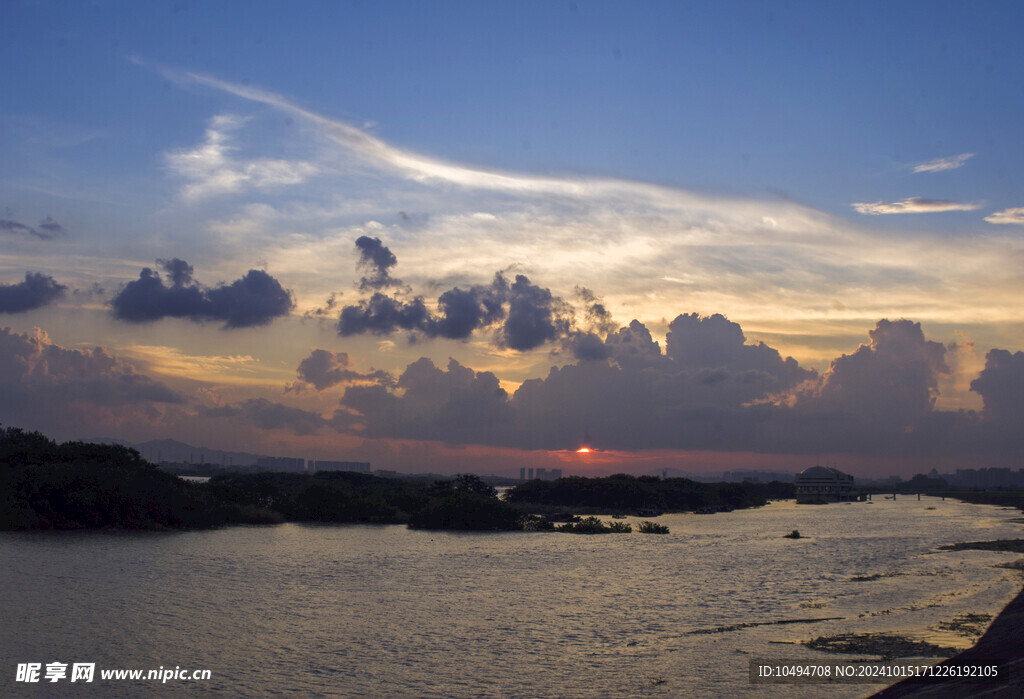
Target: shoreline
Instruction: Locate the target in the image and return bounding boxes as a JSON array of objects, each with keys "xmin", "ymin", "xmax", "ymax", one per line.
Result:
[
  {"xmin": 871, "ymin": 582, "xmax": 1024, "ymax": 697},
  {"xmin": 871, "ymin": 501, "xmax": 1024, "ymax": 698},
  {"xmin": 3, "ymin": 495, "xmax": 1020, "ymax": 695}
]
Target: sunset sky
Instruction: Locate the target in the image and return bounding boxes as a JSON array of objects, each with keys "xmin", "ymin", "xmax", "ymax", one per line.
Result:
[{"xmin": 3, "ymin": 1, "xmax": 1024, "ymax": 477}]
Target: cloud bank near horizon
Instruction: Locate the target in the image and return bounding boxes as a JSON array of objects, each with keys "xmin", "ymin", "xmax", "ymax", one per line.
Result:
[
  {"xmin": 333, "ymin": 314, "xmax": 1024, "ymax": 460},
  {"xmin": 2, "ymin": 310, "xmax": 1023, "ymax": 466},
  {"xmin": 0, "ymin": 327, "xmax": 183, "ymax": 439}
]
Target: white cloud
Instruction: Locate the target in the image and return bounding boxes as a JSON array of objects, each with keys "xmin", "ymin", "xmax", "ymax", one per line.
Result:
[
  {"xmin": 852, "ymin": 197, "xmax": 980, "ymax": 215},
  {"xmin": 985, "ymin": 207, "xmax": 1024, "ymax": 225},
  {"xmin": 138, "ymin": 68, "xmax": 1024, "ymax": 374},
  {"xmin": 912, "ymin": 153, "xmax": 974, "ymax": 173},
  {"xmin": 166, "ymin": 114, "xmax": 318, "ymax": 201},
  {"xmin": 171, "ymin": 69, "xmax": 838, "ymax": 221}
]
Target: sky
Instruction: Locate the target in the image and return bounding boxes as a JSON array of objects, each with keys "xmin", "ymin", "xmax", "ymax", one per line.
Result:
[{"xmin": 2, "ymin": 0, "xmax": 1024, "ymax": 478}]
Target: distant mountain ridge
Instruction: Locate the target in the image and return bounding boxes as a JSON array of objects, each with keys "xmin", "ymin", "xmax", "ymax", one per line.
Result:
[
  {"xmin": 134, "ymin": 439, "xmax": 263, "ymax": 467},
  {"xmin": 83, "ymin": 437, "xmax": 262, "ymax": 467}
]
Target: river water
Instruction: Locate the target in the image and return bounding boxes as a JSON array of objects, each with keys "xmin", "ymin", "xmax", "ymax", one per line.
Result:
[{"xmin": 2, "ymin": 497, "xmax": 1022, "ymax": 697}]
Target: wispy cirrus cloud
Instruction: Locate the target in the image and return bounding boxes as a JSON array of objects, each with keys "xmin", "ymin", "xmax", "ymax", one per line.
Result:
[
  {"xmin": 852, "ymin": 197, "xmax": 980, "ymax": 215},
  {"xmin": 147, "ymin": 66, "xmax": 1024, "ymax": 366},
  {"xmin": 166, "ymin": 114, "xmax": 318, "ymax": 201},
  {"xmin": 985, "ymin": 207, "xmax": 1024, "ymax": 225},
  {"xmin": 912, "ymin": 153, "xmax": 974, "ymax": 173},
  {"xmin": 169, "ymin": 68, "xmax": 836, "ymax": 218},
  {"xmin": 114, "ymin": 344, "xmax": 275, "ymax": 386},
  {"xmin": 165, "ymin": 68, "xmax": 861, "ymax": 322}
]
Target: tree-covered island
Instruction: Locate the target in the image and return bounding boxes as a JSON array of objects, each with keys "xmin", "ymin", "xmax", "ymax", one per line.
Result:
[{"xmin": 1, "ymin": 427, "xmax": 793, "ymax": 532}]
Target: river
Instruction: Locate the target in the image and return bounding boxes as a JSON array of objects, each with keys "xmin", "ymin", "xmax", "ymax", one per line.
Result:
[{"xmin": 2, "ymin": 497, "xmax": 1022, "ymax": 697}]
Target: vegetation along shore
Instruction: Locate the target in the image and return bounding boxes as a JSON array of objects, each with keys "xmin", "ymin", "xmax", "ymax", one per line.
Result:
[
  {"xmin": 1, "ymin": 427, "xmax": 790, "ymax": 532},
  {"xmin": 8, "ymin": 426, "xmax": 1024, "ymax": 693}
]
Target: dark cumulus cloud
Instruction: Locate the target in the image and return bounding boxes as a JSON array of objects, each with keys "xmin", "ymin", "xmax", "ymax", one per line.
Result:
[
  {"xmin": 0, "ymin": 327, "xmax": 181, "ymax": 407},
  {"xmin": 111, "ymin": 258, "xmax": 294, "ymax": 328},
  {"xmin": 502, "ymin": 275, "xmax": 570, "ymax": 350},
  {"xmin": 338, "ymin": 293, "xmax": 431, "ymax": 336},
  {"xmin": 337, "ymin": 272, "xmax": 572, "ymax": 351},
  {"xmin": 432, "ymin": 277, "xmax": 507, "ymax": 340},
  {"xmin": 230, "ymin": 398, "xmax": 333, "ymax": 436},
  {"xmin": 576, "ymin": 286, "xmax": 616, "ymax": 335},
  {"xmin": 335, "ymin": 314, "xmax": 1024, "ymax": 459},
  {"xmin": 0, "ymin": 272, "xmax": 67, "ymax": 313},
  {"xmin": 565, "ymin": 331, "xmax": 611, "ymax": 361},
  {"xmin": 199, "ymin": 397, "xmax": 358, "ymax": 436},
  {"xmin": 0, "ymin": 216, "xmax": 67, "ymax": 240},
  {"xmin": 339, "ymin": 236, "xmax": 431, "ymax": 337},
  {"xmin": 341, "ymin": 357, "xmax": 512, "ymax": 444},
  {"xmin": 507, "ymin": 313, "xmax": 818, "ymax": 451},
  {"xmin": 160, "ymin": 257, "xmax": 195, "ymax": 286},
  {"xmin": 971, "ymin": 349, "xmax": 1024, "ymax": 423},
  {"xmin": 355, "ymin": 236, "xmax": 399, "ymax": 290},
  {"xmin": 604, "ymin": 320, "xmax": 664, "ymax": 367},
  {"xmin": 337, "ymin": 313, "xmax": 820, "ymax": 452},
  {"xmin": 287, "ymin": 348, "xmax": 394, "ymax": 392},
  {"xmin": 666, "ymin": 313, "xmax": 813, "ymax": 392},
  {"xmin": 562, "ymin": 287, "xmax": 618, "ymax": 361},
  {"xmin": 0, "ymin": 327, "xmax": 182, "ymax": 437},
  {"xmin": 337, "ymin": 238, "xmax": 580, "ymax": 352},
  {"xmin": 806, "ymin": 319, "xmax": 949, "ymax": 424},
  {"xmin": 968, "ymin": 349, "xmax": 1024, "ymax": 452},
  {"xmin": 780, "ymin": 319, "xmax": 956, "ymax": 456}
]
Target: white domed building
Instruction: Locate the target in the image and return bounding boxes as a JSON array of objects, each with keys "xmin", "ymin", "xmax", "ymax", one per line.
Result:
[{"xmin": 795, "ymin": 466, "xmax": 859, "ymax": 503}]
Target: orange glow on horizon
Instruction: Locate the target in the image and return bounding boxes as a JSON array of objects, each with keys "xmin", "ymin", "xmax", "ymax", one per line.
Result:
[{"xmin": 576, "ymin": 447, "xmax": 592, "ymax": 453}]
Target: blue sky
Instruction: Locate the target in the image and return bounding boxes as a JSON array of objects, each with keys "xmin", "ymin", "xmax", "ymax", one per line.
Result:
[
  {"xmin": 6, "ymin": 1, "xmax": 1021, "ymax": 212},
  {"xmin": 2, "ymin": 1, "xmax": 1024, "ymax": 476}
]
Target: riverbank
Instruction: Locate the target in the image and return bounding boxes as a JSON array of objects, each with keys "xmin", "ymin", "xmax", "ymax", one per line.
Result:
[
  {"xmin": 871, "ymin": 583, "xmax": 1024, "ymax": 697},
  {"xmin": 871, "ymin": 521, "xmax": 1024, "ymax": 697},
  {"xmin": 1, "ymin": 427, "xmax": 788, "ymax": 532}
]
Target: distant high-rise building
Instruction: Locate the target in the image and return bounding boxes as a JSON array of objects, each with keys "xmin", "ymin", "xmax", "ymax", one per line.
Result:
[
  {"xmin": 528, "ymin": 468, "xmax": 535, "ymax": 480},
  {"xmin": 519, "ymin": 467, "xmax": 526, "ymax": 480},
  {"xmin": 256, "ymin": 456, "xmax": 306, "ymax": 472},
  {"xmin": 311, "ymin": 460, "xmax": 371, "ymax": 474}
]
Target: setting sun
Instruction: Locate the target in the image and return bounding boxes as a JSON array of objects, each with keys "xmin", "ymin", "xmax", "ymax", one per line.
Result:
[{"xmin": 4, "ymin": 4, "xmax": 1024, "ymax": 697}]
